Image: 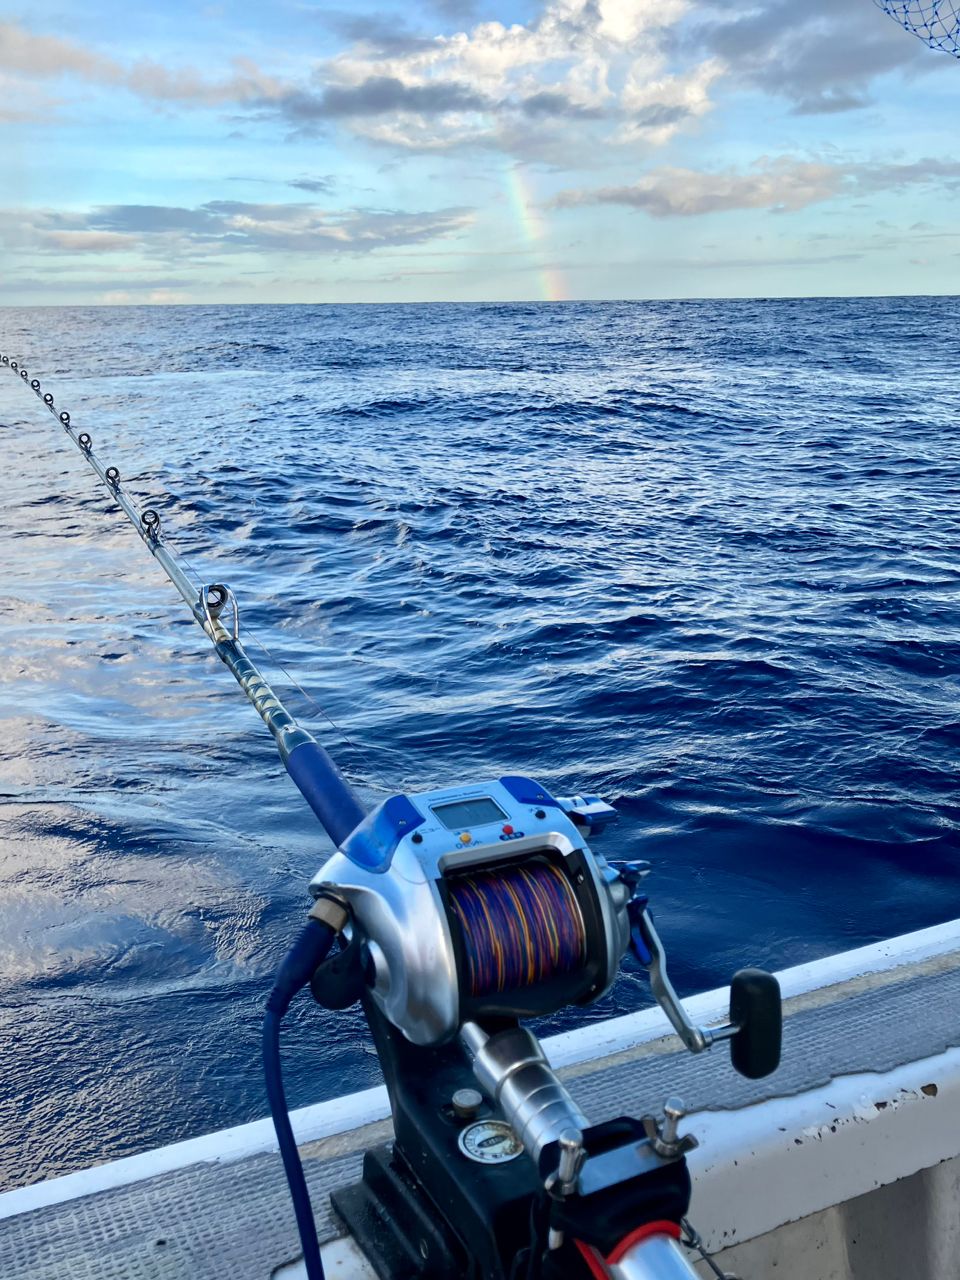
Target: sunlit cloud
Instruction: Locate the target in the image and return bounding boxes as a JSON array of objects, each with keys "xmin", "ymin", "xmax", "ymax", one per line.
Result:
[
  {"xmin": 0, "ymin": 2, "xmax": 715, "ymax": 157},
  {"xmin": 0, "ymin": 21, "xmax": 285, "ymax": 110},
  {"xmin": 555, "ymin": 156, "xmax": 960, "ymax": 217}
]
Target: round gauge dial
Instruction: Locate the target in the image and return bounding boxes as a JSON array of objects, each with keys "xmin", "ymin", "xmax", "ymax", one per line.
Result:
[{"xmin": 457, "ymin": 1120, "xmax": 522, "ymax": 1164}]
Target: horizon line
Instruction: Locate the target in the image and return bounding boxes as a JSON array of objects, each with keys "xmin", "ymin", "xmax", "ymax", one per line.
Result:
[{"xmin": 2, "ymin": 290, "xmax": 958, "ymax": 310}]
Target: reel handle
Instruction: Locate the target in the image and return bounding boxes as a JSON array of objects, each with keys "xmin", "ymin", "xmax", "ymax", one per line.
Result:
[
  {"xmin": 627, "ymin": 901, "xmax": 782, "ymax": 1079},
  {"xmin": 729, "ymin": 968, "xmax": 782, "ymax": 1080}
]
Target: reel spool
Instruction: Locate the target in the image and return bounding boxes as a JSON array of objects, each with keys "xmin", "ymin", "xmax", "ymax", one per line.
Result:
[
  {"xmin": 446, "ymin": 859, "xmax": 587, "ymax": 998},
  {"xmin": 442, "ymin": 853, "xmax": 616, "ymax": 1021}
]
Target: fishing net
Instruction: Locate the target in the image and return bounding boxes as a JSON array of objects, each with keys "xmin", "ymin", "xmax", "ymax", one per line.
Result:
[{"xmin": 875, "ymin": 1, "xmax": 960, "ymax": 54}]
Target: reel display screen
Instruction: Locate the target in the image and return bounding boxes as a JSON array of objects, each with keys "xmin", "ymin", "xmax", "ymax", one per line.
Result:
[{"xmin": 431, "ymin": 796, "xmax": 507, "ymax": 830}]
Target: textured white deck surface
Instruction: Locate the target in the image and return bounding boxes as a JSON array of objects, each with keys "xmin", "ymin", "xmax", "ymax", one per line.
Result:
[{"xmin": 3, "ymin": 920, "xmax": 960, "ymax": 1278}]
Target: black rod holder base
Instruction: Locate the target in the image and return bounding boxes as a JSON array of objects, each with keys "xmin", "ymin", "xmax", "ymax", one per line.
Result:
[{"xmin": 333, "ymin": 1145, "xmax": 465, "ymax": 1280}]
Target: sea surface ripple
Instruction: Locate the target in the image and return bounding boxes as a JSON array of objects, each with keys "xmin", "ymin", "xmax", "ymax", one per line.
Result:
[{"xmin": 0, "ymin": 298, "xmax": 958, "ymax": 1187}]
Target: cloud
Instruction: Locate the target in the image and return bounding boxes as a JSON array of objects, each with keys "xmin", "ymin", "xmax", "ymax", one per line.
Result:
[
  {"xmin": 261, "ymin": 75, "xmax": 491, "ymax": 125},
  {"xmin": 0, "ymin": 21, "xmax": 284, "ymax": 107},
  {"xmin": 226, "ymin": 174, "xmax": 338, "ymax": 195},
  {"xmin": 287, "ymin": 176, "xmax": 337, "ymax": 194},
  {"xmin": 631, "ymin": 103, "xmax": 691, "ymax": 128},
  {"xmin": 555, "ymin": 155, "xmax": 960, "ymax": 217},
  {"xmin": 42, "ymin": 230, "xmax": 137, "ymax": 252},
  {"xmin": 556, "ymin": 159, "xmax": 846, "ymax": 216},
  {"xmin": 82, "ymin": 205, "xmax": 218, "ymax": 234},
  {"xmin": 101, "ymin": 288, "xmax": 192, "ymax": 305},
  {"xmin": 0, "ymin": 71, "xmax": 59, "ymax": 121},
  {"xmin": 196, "ymin": 200, "xmax": 476, "ymax": 250},
  {"xmin": 684, "ymin": 251, "xmax": 864, "ymax": 269},
  {"xmin": 0, "ymin": 4, "xmax": 718, "ymax": 158},
  {"xmin": 295, "ymin": 0, "xmax": 712, "ymax": 154},
  {"xmin": 520, "ymin": 89, "xmax": 606, "ymax": 118},
  {"xmin": 122, "ymin": 56, "xmax": 284, "ymax": 106},
  {"xmin": 322, "ymin": 12, "xmax": 443, "ymax": 56},
  {"xmin": 1, "ymin": 273, "xmax": 194, "ymax": 298},
  {"xmin": 429, "ymin": 0, "xmax": 478, "ymax": 19},
  {"xmin": 689, "ymin": 0, "xmax": 941, "ymax": 115},
  {"xmin": 0, "ymin": 21, "xmax": 116, "ymax": 80},
  {"xmin": 852, "ymin": 157, "xmax": 960, "ymax": 192},
  {"xmin": 4, "ymin": 200, "xmax": 476, "ymax": 259}
]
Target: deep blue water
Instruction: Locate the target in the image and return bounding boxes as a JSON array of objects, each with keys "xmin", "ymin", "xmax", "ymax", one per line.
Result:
[{"xmin": 1, "ymin": 298, "xmax": 958, "ymax": 1190}]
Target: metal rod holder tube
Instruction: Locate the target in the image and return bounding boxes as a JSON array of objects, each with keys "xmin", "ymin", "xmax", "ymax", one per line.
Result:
[
  {"xmin": 460, "ymin": 1022, "xmax": 589, "ymax": 1165},
  {"xmin": 610, "ymin": 1234, "xmax": 703, "ymax": 1280}
]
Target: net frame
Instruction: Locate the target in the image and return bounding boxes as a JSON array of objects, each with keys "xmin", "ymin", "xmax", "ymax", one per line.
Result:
[{"xmin": 875, "ymin": 1, "xmax": 960, "ymax": 55}]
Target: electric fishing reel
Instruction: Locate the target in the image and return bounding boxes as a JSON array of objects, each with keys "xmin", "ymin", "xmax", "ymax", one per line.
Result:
[
  {"xmin": 306, "ymin": 775, "xmax": 783, "ymax": 1280},
  {"xmin": 309, "ymin": 776, "xmax": 628, "ymax": 1042},
  {"xmin": 309, "ymin": 773, "xmax": 779, "ymax": 1076}
]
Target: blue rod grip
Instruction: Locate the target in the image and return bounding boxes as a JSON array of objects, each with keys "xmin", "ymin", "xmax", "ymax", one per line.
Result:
[{"xmin": 284, "ymin": 740, "xmax": 366, "ymax": 847}]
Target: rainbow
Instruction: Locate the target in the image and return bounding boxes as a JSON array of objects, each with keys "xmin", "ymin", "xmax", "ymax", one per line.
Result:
[{"xmin": 504, "ymin": 164, "xmax": 569, "ymax": 302}]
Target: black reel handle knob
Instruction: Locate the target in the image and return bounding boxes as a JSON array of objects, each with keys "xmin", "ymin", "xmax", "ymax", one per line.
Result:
[{"xmin": 729, "ymin": 968, "xmax": 782, "ymax": 1079}]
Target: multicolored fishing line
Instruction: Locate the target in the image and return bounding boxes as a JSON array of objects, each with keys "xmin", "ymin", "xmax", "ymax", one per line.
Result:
[{"xmin": 448, "ymin": 861, "xmax": 587, "ymax": 997}]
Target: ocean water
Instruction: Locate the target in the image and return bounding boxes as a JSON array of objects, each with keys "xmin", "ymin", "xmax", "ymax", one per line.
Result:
[{"xmin": 1, "ymin": 297, "xmax": 958, "ymax": 1190}]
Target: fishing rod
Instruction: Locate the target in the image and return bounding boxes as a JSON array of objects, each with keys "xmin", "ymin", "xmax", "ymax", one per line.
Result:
[
  {"xmin": 1, "ymin": 355, "xmax": 364, "ymax": 847},
  {"xmin": 4, "ymin": 355, "xmax": 783, "ymax": 1280}
]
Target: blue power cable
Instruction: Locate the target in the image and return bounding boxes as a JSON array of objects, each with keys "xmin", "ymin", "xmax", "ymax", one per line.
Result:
[{"xmin": 264, "ymin": 918, "xmax": 338, "ymax": 1280}]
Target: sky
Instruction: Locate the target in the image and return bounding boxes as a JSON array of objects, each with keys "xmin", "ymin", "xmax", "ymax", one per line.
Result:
[{"xmin": 1, "ymin": 0, "xmax": 958, "ymax": 304}]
